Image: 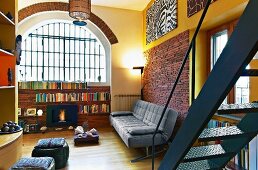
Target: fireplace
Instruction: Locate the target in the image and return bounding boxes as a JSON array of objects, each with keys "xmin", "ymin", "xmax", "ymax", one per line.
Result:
[{"xmin": 46, "ymin": 104, "xmax": 78, "ymax": 127}]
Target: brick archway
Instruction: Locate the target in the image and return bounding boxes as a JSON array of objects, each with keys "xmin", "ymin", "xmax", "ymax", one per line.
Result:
[{"xmin": 18, "ymin": 2, "xmax": 118, "ymax": 44}]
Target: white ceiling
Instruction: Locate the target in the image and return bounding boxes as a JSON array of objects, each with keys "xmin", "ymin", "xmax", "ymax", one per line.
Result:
[{"xmin": 19, "ymin": 0, "xmax": 152, "ymax": 11}]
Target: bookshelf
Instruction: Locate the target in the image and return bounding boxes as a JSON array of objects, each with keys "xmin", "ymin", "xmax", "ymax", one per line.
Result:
[
  {"xmin": 18, "ymin": 82, "xmax": 111, "ymax": 128},
  {"xmin": 0, "ymin": 0, "xmax": 17, "ymax": 126}
]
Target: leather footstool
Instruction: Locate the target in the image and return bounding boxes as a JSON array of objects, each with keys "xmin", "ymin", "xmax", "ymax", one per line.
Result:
[
  {"xmin": 10, "ymin": 157, "xmax": 55, "ymax": 170},
  {"xmin": 32, "ymin": 138, "xmax": 69, "ymax": 169}
]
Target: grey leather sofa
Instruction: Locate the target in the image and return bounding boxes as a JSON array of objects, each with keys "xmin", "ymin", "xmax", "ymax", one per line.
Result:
[{"xmin": 110, "ymin": 100, "xmax": 178, "ymax": 161}]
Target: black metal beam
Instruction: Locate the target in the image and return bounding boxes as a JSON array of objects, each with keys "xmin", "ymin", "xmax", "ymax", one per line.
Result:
[{"xmin": 159, "ymin": 0, "xmax": 258, "ymax": 169}]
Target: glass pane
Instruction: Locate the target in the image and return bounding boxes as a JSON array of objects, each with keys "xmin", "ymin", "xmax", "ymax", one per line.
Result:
[
  {"xmin": 38, "ymin": 67, "xmax": 43, "ymax": 81},
  {"xmin": 60, "ymin": 68, "xmax": 64, "ymax": 81},
  {"xmin": 235, "ymin": 77, "xmax": 249, "ymax": 104},
  {"xmin": 211, "ymin": 30, "xmax": 228, "ymax": 104},
  {"xmin": 211, "ymin": 30, "xmax": 228, "ymax": 69},
  {"xmin": 43, "ymin": 67, "xmax": 48, "ymax": 81},
  {"xmin": 55, "ymin": 68, "xmax": 59, "ymax": 81}
]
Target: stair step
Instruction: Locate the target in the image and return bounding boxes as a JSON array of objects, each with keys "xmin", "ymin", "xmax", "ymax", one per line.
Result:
[
  {"xmin": 177, "ymin": 160, "xmax": 219, "ymax": 170},
  {"xmin": 198, "ymin": 126, "xmax": 251, "ymax": 142},
  {"xmin": 218, "ymin": 103, "xmax": 258, "ymax": 114},
  {"xmin": 241, "ymin": 69, "xmax": 258, "ymax": 76},
  {"xmin": 184, "ymin": 144, "xmax": 233, "ymax": 162}
]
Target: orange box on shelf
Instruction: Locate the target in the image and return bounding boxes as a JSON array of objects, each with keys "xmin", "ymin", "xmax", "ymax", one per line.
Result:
[{"xmin": 0, "ymin": 54, "xmax": 15, "ymax": 86}]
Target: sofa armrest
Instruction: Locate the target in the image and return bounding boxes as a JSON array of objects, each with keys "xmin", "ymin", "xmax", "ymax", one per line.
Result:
[
  {"xmin": 127, "ymin": 126, "xmax": 160, "ymax": 135},
  {"xmin": 110, "ymin": 111, "xmax": 133, "ymax": 117}
]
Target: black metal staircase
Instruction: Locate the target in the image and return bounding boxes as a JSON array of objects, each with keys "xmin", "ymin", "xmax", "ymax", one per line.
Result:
[{"xmin": 151, "ymin": 0, "xmax": 258, "ymax": 169}]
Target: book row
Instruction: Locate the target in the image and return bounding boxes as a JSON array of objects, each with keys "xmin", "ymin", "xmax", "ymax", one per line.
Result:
[
  {"xmin": 19, "ymin": 81, "xmax": 88, "ymax": 89},
  {"xmin": 79, "ymin": 104, "xmax": 110, "ymax": 114},
  {"xmin": 35, "ymin": 92, "xmax": 111, "ymax": 103}
]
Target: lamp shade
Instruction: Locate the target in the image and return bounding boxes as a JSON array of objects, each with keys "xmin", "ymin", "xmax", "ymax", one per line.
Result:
[{"xmin": 69, "ymin": 0, "xmax": 91, "ymax": 20}]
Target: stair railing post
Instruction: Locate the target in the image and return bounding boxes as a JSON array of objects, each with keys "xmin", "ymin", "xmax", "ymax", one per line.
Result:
[
  {"xmin": 151, "ymin": 0, "xmax": 212, "ymax": 169},
  {"xmin": 192, "ymin": 39, "xmax": 196, "ymax": 103}
]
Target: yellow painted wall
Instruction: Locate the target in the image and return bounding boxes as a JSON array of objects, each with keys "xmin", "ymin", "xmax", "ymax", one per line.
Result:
[
  {"xmin": 92, "ymin": 6, "xmax": 144, "ymax": 110},
  {"xmin": 249, "ymin": 59, "xmax": 258, "ymax": 102},
  {"xmin": 143, "ymin": 0, "xmax": 248, "ymax": 101}
]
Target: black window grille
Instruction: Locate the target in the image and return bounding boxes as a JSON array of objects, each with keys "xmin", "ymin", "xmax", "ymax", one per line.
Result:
[{"xmin": 18, "ymin": 22, "xmax": 106, "ymax": 82}]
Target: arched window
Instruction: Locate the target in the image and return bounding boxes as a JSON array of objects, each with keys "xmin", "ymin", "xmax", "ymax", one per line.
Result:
[{"xmin": 18, "ymin": 21, "xmax": 106, "ymax": 83}]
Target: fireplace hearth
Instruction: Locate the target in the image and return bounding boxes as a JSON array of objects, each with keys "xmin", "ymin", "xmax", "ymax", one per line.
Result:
[{"xmin": 46, "ymin": 105, "xmax": 78, "ymax": 127}]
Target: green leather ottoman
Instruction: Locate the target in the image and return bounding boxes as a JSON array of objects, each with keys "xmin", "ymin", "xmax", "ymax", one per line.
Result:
[
  {"xmin": 32, "ymin": 138, "xmax": 69, "ymax": 169},
  {"xmin": 10, "ymin": 157, "xmax": 55, "ymax": 170}
]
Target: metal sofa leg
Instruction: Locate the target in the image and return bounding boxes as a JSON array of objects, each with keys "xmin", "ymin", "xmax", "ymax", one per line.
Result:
[{"xmin": 131, "ymin": 146, "xmax": 165, "ymax": 163}]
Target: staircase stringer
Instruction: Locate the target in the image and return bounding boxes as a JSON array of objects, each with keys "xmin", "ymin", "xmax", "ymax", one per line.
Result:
[
  {"xmin": 213, "ymin": 112, "xmax": 258, "ymax": 168},
  {"xmin": 159, "ymin": 0, "xmax": 258, "ymax": 169}
]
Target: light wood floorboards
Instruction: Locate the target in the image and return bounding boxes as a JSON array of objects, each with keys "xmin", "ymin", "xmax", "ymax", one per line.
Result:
[{"xmin": 22, "ymin": 127, "xmax": 162, "ymax": 170}]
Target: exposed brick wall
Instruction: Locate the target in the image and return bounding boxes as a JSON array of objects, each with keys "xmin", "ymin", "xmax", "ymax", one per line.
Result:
[
  {"xmin": 143, "ymin": 30, "xmax": 190, "ymax": 130},
  {"xmin": 18, "ymin": 2, "xmax": 118, "ymax": 44}
]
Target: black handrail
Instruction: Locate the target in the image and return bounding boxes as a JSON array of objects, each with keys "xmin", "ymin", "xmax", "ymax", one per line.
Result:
[{"xmin": 151, "ymin": 0, "xmax": 212, "ymax": 169}]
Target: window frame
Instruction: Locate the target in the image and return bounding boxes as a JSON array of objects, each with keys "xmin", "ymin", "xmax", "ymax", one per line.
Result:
[
  {"xmin": 18, "ymin": 21, "xmax": 108, "ymax": 84},
  {"xmin": 207, "ymin": 19, "xmax": 241, "ymax": 104}
]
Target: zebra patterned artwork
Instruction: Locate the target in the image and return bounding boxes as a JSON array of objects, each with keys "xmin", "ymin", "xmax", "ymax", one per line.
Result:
[{"xmin": 146, "ymin": 0, "xmax": 177, "ymax": 44}]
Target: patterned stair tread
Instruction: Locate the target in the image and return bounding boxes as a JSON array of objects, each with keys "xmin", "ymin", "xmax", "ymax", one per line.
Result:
[
  {"xmin": 184, "ymin": 144, "xmax": 232, "ymax": 162},
  {"xmin": 241, "ymin": 69, "xmax": 258, "ymax": 76},
  {"xmin": 177, "ymin": 160, "xmax": 219, "ymax": 170},
  {"xmin": 218, "ymin": 103, "xmax": 258, "ymax": 114},
  {"xmin": 198, "ymin": 126, "xmax": 249, "ymax": 141}
]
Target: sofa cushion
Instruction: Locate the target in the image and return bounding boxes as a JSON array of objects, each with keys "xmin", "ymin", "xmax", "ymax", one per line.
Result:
[
  {"xmin": 112, "ymin": 115, "xmax": 147, "ymax": 129},
  {"xmin": 127, "ymin": 126, "xmax": 158, "ymax": 135},
  {"xmin": 110, "ymin": 111, "xmax": 133, "ymax": 117},
  {"xmin": 162, "ymin": 109, "xmax": 178, "ymax": 141},
  {"xmin": 142, "ymin": 103, "xmax": 168, "ymax": 131},
  {"xmin": 132, "ymin": 100, "xmax": 149, "ymax": 120}
]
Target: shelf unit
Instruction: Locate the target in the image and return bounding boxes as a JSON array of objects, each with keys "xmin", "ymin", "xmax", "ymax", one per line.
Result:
[
  {"xmin": 18, "ymin": 86, "xmax": 111, "ymax": 128},
  {"xmin": 0, "ymin": 0, "xmax": 17, "ymax": 126}
]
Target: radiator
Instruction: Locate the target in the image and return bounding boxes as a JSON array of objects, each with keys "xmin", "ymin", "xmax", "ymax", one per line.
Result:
[{"xmin": 114, "ymin": 94, "xmax": 141, "ymax": 111}]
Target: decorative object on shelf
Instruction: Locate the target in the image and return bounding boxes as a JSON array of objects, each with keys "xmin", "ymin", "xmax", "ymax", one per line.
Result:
[
  {"xmin": 69, "ymin": 0, "xmax": 91, "ymax": 26},
  {"xmin": 18, "ymin": 108, "xmax": 21, "ymax": 116},
  {"xmin": 75, "ymin": 126, "xmax": 84, "ymax": 135},
  {"xmin": 7, "ymin": 68, "xmax": 12, "ymax": 86},
  {"xmin": 82, "ymin": 121, "xmax": 88, "ymax": 132},
  {"xmin": 37, "ymin": 109, "xmax": 43, "ymax": 116},
  {"xmin": 15, "ymin": 35, "xmax": 22, "ymax": 65},
  {"xmin": 97, "ymin": 75, "xmax": 101, "ymax": 82},
  {"xmin": 40, "ymin": 126, "xmax": 47, "ymax": 132},
  {"xmin": 146, "ymin": 0, "xmax": 178, "ymax": 44},
  {"xmin": 5, "ymin": 12, "xmax": 14, "ymax": 21},
  {"xmin": 68, "ymin": 126, "xmax": 74, "ymax": 130},
  {"xmin": 0, "ymin": 121, "xmax": 22, "ymax": 134},
  {"xmin": 26, "ymin": 108, "xmax": 36, "ymax": 116}
]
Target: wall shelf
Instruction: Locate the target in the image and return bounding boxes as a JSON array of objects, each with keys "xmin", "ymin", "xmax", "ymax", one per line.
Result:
[
  {"xmin": 0, "ymin": 11, "xmax": 15, "ymax": 26},
  {"xmin": 0, "ymin": 86, "xmax": 15, "ymax": 89},
  {"xmin": 0, "ymin": 49, "xmax": 14, "ymax": 56}
]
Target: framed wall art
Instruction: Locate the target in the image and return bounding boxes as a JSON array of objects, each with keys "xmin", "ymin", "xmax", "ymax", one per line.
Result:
[{"xmin": 146, "ymin": 0, "xmax": 178, "ymax": 44}]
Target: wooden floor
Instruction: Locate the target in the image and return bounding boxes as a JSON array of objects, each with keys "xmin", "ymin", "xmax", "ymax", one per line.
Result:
[{"xmin": 22, "ymin": 127, "xmax": 162, "ymax": 170}]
